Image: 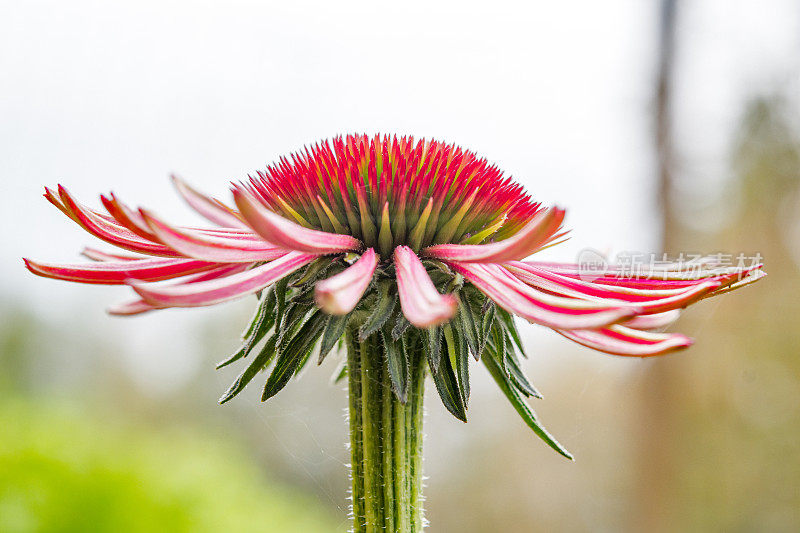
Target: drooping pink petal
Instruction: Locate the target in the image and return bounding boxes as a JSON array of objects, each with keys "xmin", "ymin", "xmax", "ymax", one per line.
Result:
[
  {"xmin": 505, "ymin": 261, "xmax": 723, "ymax": 314},
  {"xmin": 56, "ymin": 186, "xmax": 180, "ymax": 257},
  {"xmin": 81, "ymin": 247, "xmax": 144, "ymax": 262},
  {"xmin": 108, "ymin": 299, "xmax": 157, "ymax": 316},
  {"xmin": 394, "ymin": 245, "xmax": 457, "ymax": 327},
  {"xmin": 101, "ymin": 193, "xmax": 158, "ymax": 241},
  {"xmin": 315, "ymin": 248, "xmax": 379, "ymax": 315},
  {"xmin": 529, "ymin": 260, "xmax": 763, "ymax": 290},
  {"xmin": 130, "ymin": 251, "xmax": 315, "ymax": 308},
  {"xmin": 622, "ymin": 310, "xmax": 681, "ymax": 330},
  {"xmin": 556, "ymin": 325, "xmax": 693, "ymax": 357},
  {"xmin": 171, "ymin": 175, "xmax": 250, "ymax": 229},
  {"xmin": 422, "ymin": 207, "xmax": 565, "ymax": 263},
  {"xmin": 450, "ymin": 262, "xmax": 639, "ymax": 330},
  {"xmin": 232, "ymin": 189, "xmax": 362, "ymax": 255},
  {"xmin": 139, "ymin": 209, "xmax": 288, "ymax": 263},
  {"xmin": 107, "ymin": 264, "xmax": 248, "ymax": 315},
  {"xmin": 23, "ymin": 256, "xmax": 219, "ymax": 285}
]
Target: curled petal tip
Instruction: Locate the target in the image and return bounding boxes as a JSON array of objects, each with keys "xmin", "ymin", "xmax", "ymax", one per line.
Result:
[
  {"xmin": 394, "ymin": 246, "xmax": 458, "ymax": 328},
  {"xmin": 315, "ymin": 248, "xmax": 379, "ymax": 315}
]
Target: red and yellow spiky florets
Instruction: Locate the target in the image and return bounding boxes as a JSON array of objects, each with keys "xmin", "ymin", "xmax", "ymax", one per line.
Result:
[{"xmin": 241, "ymin": 135, "xmax": 543, "ymax": 255}]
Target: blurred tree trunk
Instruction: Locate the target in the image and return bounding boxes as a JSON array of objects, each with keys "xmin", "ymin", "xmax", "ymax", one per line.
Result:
[{"xmin": 633, "ymin": 1, "xmax": 681, "ymax": 531}]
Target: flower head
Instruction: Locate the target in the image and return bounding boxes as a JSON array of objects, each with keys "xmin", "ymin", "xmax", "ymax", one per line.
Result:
[{"xmin": 24, "ymin": 134, "xmax": 764, "ymax": 457}]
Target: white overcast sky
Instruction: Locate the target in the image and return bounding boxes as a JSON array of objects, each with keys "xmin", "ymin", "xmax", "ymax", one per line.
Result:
[{"xmin": 1, "ymin": 0, "xmax": 798, "ymax": 383}]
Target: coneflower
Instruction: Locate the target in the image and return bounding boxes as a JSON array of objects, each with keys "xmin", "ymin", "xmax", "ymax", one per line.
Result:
[{"xmin": 25, "ymin": 134, "xmax": 764, "ymax": 532}]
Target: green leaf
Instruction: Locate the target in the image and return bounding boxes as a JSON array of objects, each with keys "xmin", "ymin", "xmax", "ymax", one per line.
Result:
[
  {"xmin": 444, "ymin": 323, "xmax": 470, "ymax": 406},
  {"xmin": 381, "ymin": 330, "xmax": 409, "ymax": 403},
  {"xmin": 483, "ymin": 354, "xmax": 573, "ymax": 460},
  {"xmin": 218, "ymin": 334, "xmax": 278, "ymax": 404},
  {"xmin": 431, "ymin": 336, "xmax": 467, "ymax": 422},
  {"xmin": 489, "ymin": 322, "xmax": 509, "ymax": 376},
  {"xmin": 358, "ymin": 281, "xmax": 397, "ymax": 341},
  {"xmin": 456, "ymin": 303, "xmax": 480, "ymax": 359},
  {"xmin": 504, "ymin": 340, "xmax": 542, "ymax": 399},
  {"xmin": 290, "ymin": 256, "xmax": 337, "ymax": 286},
  {"xmin": 216, "ymin": 292, "xmax": 277, "ymax": 369},
  {"xmin": 496, "ymin": 308, "xmax": 527, "ymax": 358},
  {"xmin": 423, "ymin": 326, "xmax": 443, "ymax": 374},
  {"xmin": 391, "ymin": 311, "xmax": 411, "ymax": 341},
  {"xmin": 318, "ymin": 313, "xmax": 350, "ymax": 364},
  {"xmin": 262, "ymin": 310, "xmax": 327, "ymax": 401},
  {"xmin": 242, "ymin": 287, "xmax": 276, "ymax": 339}
]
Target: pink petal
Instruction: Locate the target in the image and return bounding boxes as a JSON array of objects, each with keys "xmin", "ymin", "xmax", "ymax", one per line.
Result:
[
  {"xmin": 23, "ymin": 256, "xmax": 219, "ymax": 285},
  {"xmin": 450, "ymin": 262, "xmax": 638, "ymax": 330},
  {"xmin": 108, "ymin": 299, "xmax": 157, "ymax": 316},
  {"xmin": 422, "ymin": 207, "xmax": 565, "ymax": 263},
  {"xmin": 140, "ymin": 209, "xmax": 288, "ymax": 263},
  {"xmin": 101, "ymin": 193, "xmax": 158, "ymax": 241},
  {"xmin": 556, "ymin": 325, "xmax": 693, "ymax": 357},
  {"xmin": 622, "ymin": 310, "xmax": 681, "ymax": 330},
  {"xmin": 315, "ymin": 248, "xmax": 379, "ymax": 314},
  {"xmin": 130, "ymin": 251, "xmax": 315, "ymax": 308},
  {"xmin": 530, "ymin": 261, "xmax": 763, "ymax": 290},
  {"xmin": 505, "ymin": 261, "xmax": 722, "ymax": 314},
  {"xmin": 171, "ymin": 175, "xmax": 250, "ymax": 229},
  {"xmin": 394, "ymin": 246, "xmax": 457, "ymax": 327},
  {"xmin": 56, "ymin": 186, "xmax": 179, "ymax": 257},
  {"xmin": 233, "ymin": 189, "xmax": 362, "ymax": 254},
  {"xmin": 81, "ymin": 247, "xmax": 143, "ymax": 261},
  {"xmin": 107, "ymin": 264, "xmax": 248, "ymax": 315}
]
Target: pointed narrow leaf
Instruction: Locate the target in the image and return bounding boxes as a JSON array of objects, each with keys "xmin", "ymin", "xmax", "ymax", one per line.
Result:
[
  {"xmin": 262, "ymin": 310, "xmax": 327, "ymax": 401},
  {"xmin": 483, "ymin": 354, "xmax": 573, "ymax": 460},
  {"xmin": 504, "ymin": 339, "xmax": 542, "ymax": 399},
  {"xmin": 456, "ymin": 302, "xmax": 482, "ymax": 360},
  {"xmin": 444, "ymin": 323, "xmax": 470, "ymax": 406},
  {"xmin": 218, "ymin": 334, "xmax": 278, "ymax": 404},
  {"xmin": 496, "ymin": 307, "xmax": 527, "ymax": 358},
  {"xmin": 424, "ymin": 326, "xmax": 443, "ymax": 374},
  {"xmin": 217, "ymin": 292, "xmax": 276, "ymax": 369},
  {"xmin": 358, "ymin": 280, "xmax": 397, "ymax": 340},
  {"xmin": 431, "ymin": 338, "xmax": 467, "ymax": 422},
  {"xmin": 319, "ymin": 313, "xmax": 350, "ymax": 364},
  {"xmin": 381, "ymin": 330, "xmax": 409, "ymax": 402},
  {"xmin": 392, "ymin": 311, "xmax": 412, "ymax": 340}
]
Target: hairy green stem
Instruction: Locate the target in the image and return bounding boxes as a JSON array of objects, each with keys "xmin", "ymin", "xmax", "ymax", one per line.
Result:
[{"xmin": 347, "ymin": 329, "xmax": 425, "ymax": 532}]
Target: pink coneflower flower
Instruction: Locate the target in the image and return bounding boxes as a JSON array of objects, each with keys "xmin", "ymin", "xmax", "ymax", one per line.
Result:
[{"xmin": 25, "ymin": 134, "xmax": 763, "ymax": 530}]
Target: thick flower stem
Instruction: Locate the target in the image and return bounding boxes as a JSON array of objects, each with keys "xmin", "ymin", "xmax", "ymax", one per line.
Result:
[{"xmin": 347, "ymin": 329, "xmax": 425, "ymax": 532}]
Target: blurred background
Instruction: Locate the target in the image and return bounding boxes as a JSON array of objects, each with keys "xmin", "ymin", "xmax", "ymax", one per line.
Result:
[{"xmin": 1, "ymin": 1, "xmax": 798, "ymax": 531}]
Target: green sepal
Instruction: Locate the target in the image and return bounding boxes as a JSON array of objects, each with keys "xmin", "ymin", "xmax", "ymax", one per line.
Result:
[
  {"xmin": 242, "ymin": 287, "xmax": 275, "ymax": 339},
  {"xmin": 218, "ymin": 334, "xmax": 278, "ymax": 404},
  {"xmin": 358, "ymin": 280, "xmax": 397, "ymax": 341},
  {"xmin": 456, "ymin": 301, "xmax": 483, "ymax": 361},
  {"xmin": 290, "ymin": 256, "xmax": 337, "ymax": 287},
  {"xmin": 423, "ymin": 326, "xmax": 443, "ymax": 374},
  {"xmin": 444, "ymin": 323, "xmax": 470, "ymax": 406},
  {"xmin": 483, "ymin": 354, "xmax": 573, "ymax": 460},
  {"xmin": 496, "ymin": 307, "xmax": 527, "ymax": 358},
  {"xmin": 391, "ymin": 311, "xmax": 411, "ymax": 341},
  {"xmin": 381, "ymin": 330, "xmax": 409, "ymax": 403},
  {"xmin": 319, "ymin": 313, "xmax": 350, "ymax": 365},
  {"xmin": 262, "ymin": 310, "xmax": 327, "ymax": 401},
  {"xmin": 217, "ymin": 292, "xmax": 276, "ymax": 369},
  {"xmin": 431, "ymin": 334, "xmax": 467, "ymax": 422},
  {"xmin": 505, "ymin": 344, "xmax": 542, "ymax": 399}
]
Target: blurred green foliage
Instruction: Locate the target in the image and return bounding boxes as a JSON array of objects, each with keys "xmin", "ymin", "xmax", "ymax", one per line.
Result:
[{"xmin": 0, "ymin": 398, "xmax": 344, "ymax": 533}]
